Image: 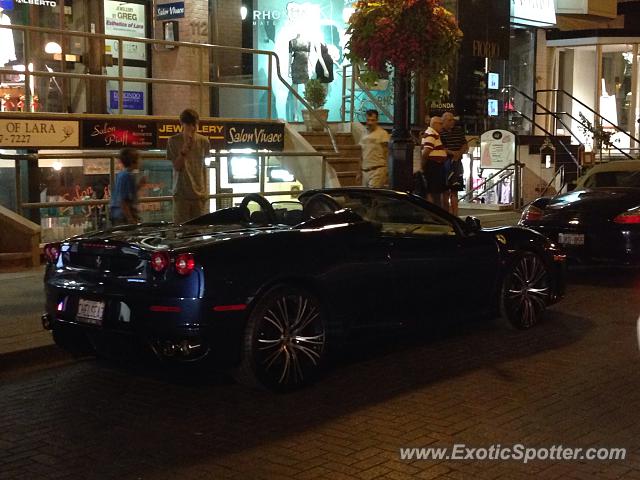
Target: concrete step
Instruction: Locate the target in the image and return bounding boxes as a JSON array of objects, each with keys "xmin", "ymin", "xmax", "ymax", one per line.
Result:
[
  {"xmin": 336, "ymin": 171, "xmax": 360, "ymax": 186},
  {"xmin": 327, "ymin": 157, "xmax": 361, "ymax": 172},
  {"xmin": 301, "ymin": 132, "xmax": 354, "ymax": 146},
  {"xmin": 0, "ymin": 252, "xmax": 35, "ymax": 271}
]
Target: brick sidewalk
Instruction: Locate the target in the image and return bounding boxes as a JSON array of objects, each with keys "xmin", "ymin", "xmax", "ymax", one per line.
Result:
[{"xmin": 0, "ymin": 268, "xmax": 639, "ymax": 479}]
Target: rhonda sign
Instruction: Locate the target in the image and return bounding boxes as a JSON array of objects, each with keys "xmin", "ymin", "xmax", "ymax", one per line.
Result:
[{"xmin": 480, "ymin": 129, "xmax": 515, "ymax": 168}]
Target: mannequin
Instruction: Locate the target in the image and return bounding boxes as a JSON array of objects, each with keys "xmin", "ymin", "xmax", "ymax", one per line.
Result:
[{"xmin": 0, "ymin": 8, "xmax": 17, "ymax": 68}]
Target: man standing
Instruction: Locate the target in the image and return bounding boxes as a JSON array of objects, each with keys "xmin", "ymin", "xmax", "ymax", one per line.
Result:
[
  {"xmin": 360, "ymin": 109, "xmax": 390, "ymax": 188},
  {"xmin": 440, "ymin": 111, "xmax": 468, "ymax": 216},
  {"xmin": 421, "ymin": 116, "xmax": 448, "ymax": 208},
  {"xmin": 167, "ymin": 109, "xmax": 211, "ymax": 223}
]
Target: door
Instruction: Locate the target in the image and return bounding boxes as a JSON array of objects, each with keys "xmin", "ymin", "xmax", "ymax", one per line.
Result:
[{"xmin": 365, "ymin": 196, "xmax": 499, "ymax": 324}]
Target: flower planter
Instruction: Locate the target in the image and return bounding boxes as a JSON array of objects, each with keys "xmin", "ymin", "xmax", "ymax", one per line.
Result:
[{"xmin": 302, "ymin": 109, "xmax": 329, "ymax": 132}]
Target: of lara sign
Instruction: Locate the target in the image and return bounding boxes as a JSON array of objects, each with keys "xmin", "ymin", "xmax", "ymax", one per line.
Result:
[{"xmin": 0, "ymin": 120, "xmax": 79, "ymax": 147}]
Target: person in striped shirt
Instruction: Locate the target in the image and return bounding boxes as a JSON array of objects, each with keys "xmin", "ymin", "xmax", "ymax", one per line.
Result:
[
  {"xmin": 421, "ymin": 116, "xmax": 448, "ymax": 208},
  {"xmin": 441, "ymin": 112, "xmax": 468, "ymax": 216}
]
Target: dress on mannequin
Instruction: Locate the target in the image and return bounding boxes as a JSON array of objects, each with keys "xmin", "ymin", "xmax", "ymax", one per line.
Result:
[
  {"xmin": 289, "ymin": 36, "xmax": 310, "ymax": 85},
  {"xmin": 315, "ymin": 44, "xmax": 334, "ymax": 83}
]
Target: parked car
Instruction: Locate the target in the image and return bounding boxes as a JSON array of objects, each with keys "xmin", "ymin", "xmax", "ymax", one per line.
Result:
[
  {"xmin": 43, "ymin": 188, "xmax": 565, "ymax": 391},
  {"xmin": 520, "ymin": 160, "xmax": 640, "ymax": 264}
]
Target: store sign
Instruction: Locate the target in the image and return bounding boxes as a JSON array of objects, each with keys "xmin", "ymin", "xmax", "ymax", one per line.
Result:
[
  {"xmin": 104, "ymin": 0, "xmax": 147, "ymax": 61},
  {"xmin": 480, "ymin": 130, "xmax": 516, "ymax": 168},
  {"xmin": 226, "ymin": 123, "xmax": 285, "ymax": 150},
  {"xmin": 0, "ymin": 120, "xmax": 79, "ymax": 147},
  {"xmin": 109, "ymin": 90, "xmax": 144, "ymax": 111},
  {"xmin": 155, "ymin": 1, "xmax": 185, "ymax": 20},
  {"xmin": 511, "ymin": 0, "xmax": 556, "ymax": 27},
  {"xmin": 82, "ymin": 120, "xmax": 156, "ymax": 149},
  {"xmin": 156, "ymin": 121, "xmax": 226, "ymax": 149},
  {"xmin": 15, "ymin": 0, "xmax": 57, "ymax": 6}
]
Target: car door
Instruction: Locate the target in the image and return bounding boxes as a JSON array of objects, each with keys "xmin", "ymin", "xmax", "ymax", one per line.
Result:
[
  {"xmin": 370, "ymin": 197, "xmax": 500, "ymax": 325},
  {"xmin": 321, "ymin": 221, "xmax": 396, "ymax": 330}
]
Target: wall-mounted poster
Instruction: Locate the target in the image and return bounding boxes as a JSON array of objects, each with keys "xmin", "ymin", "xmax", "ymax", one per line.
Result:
[
  {"xmin": 480, "ymin": 129, "xmax": 515, "ymax": 168},
  {"xmin": 104, "ymin": 0, "xmax": 148, "ymax": 115}
]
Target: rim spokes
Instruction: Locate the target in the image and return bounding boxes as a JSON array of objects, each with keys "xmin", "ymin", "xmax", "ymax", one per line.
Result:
[
  {"xmin": 256, "ymin": 294, "xmax": 325, "ymax": 385},
  {"xmin": 507, "ymin": 255, "xmax": 549, "ymax": 327}
]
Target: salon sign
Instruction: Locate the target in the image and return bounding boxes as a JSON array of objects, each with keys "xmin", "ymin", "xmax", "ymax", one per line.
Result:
[{"xmin": 0, "ymin": 119, "xmax": 79, "ymax": 147}]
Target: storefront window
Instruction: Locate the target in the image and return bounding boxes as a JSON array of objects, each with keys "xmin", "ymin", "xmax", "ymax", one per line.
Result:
[{"xmin": 508, "ymin": 26, "xmax": 535, "ymax": 134}]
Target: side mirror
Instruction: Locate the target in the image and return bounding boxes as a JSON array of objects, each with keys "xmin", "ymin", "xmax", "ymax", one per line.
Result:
[{"xmin": 464, "ymin": 216, "xmax": 482, "ymax": 234}]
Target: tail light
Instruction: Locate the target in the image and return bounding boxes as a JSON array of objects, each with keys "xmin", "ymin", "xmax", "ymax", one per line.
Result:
[
  {"xmin": 614, "ymin": 208, "xmax": 640, "ymax": 224},
  {"xmin": 44, "ymin": 243, "xmax": 61, "ymax": 263},
  {"xmin": 174, "ymin": 253, "xmax": 195, "ymax": 276},
  {"xmin": 150, "ymin": 251, "xmax": 170, "ymax": 272},
  {"xmin": 521, "ymin": 205, "xmax": 544, "ymax": 222}
]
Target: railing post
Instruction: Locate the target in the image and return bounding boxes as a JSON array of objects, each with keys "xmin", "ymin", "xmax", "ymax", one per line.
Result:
[
  {"xmin": 321, "ymin": 155, "xmax": 327, "ymax": 188},
  {"xmin": 198, "ymin": 45, "xmax": 205, "ymax": 114},
  {"xmin": 118, "ymin": 38, "xmax": 124, "ymax": 114},
  {"xmin": 350, "ymin": 65, "xmax": 357, "ymax": 123},
  {"xmin": 15, "ymin": 157, "xmax": 22, "ymax": 216},
  {"xmin": 267, "ymin": 55, "xmax": 273, "ymax": 120},
  {"xmin": 259, "ymin": 154, "xmax": 266, "ymax": 196},
  {"xmin": 23, "ymin": 31, "xmax": 32, "ymax": 109}
]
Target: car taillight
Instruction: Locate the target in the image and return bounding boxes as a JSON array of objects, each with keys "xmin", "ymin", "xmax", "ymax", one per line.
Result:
[
  {"xmin": 43, "ymin": 243, "xmax": 60, "ymax": 263},
  {"xmin": 614, "ymin": 211, "xmax": 640, "ymax": 224},
  {"xmin": 521, "ymin": 205, "xmax": 544, "ymax": 222},
  {"xmin": 174, "ymin": 253, "xmax": 195, "ymax": 276},
  {"xmin": 150, "ymin": 251, "xmax": 170, "ymax": 272}
]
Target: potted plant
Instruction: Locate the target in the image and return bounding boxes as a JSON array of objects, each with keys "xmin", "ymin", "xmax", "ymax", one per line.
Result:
[{"xmin": 302, "ymin": 78, "xmax": 328, "ymax": 132}]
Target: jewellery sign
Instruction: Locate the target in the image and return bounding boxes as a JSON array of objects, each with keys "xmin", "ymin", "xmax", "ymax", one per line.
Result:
[
  {"xmin": 82, "ymin": 119, "xmax": 156, "ymax": 149},
  {"xmin": 0, "ymin": 120, "xmax": 79, "ymax": 147},
  {"xmin": 480, "ymin": 129, "xmax": 516, "ymax": 168},
  {"xmin": 156, "ymin": 121, "xmax": 226, "ymax": 149}
]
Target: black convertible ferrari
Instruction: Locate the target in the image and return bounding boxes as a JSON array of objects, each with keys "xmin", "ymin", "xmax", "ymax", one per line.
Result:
[
  {"xmin": 43, "ymin": 188, "xmax": 565, "ymax": 390},
  {"xmin": 520, "ymin": 162, "xmax": 640, "ymax": 265}
]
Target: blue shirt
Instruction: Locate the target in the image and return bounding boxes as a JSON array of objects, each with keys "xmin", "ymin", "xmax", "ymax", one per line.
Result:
[{"xmin": 110, "ymin": 170, "xmax": 138, "ymax": 220}]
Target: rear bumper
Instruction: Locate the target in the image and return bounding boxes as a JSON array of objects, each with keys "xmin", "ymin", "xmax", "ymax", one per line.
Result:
[
  {"xmin": 43, "ymin": 288, "xmax": 248, "ymax": 365},
  {"xmin": 522, "ymin": 223, "xmax": 640, "ymax": 265}
]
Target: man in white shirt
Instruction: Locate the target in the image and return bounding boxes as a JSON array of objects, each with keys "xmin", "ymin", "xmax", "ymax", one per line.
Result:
[
  {"xmin": 421, "ymin": 116, "xmax": 448, "ymax": 208},
  {"xmin": 359, "ymin": 109, "xmax": 390, "ymax": 188}
]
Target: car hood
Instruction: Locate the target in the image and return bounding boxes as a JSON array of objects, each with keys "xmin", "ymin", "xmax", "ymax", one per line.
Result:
[
  {"xmin": 68, "ymin": 222, "xmax": 290, "ymax": 251},
  {"xmin": 543, "ymin": 188, "xmax": 640, "ymax": 220}
]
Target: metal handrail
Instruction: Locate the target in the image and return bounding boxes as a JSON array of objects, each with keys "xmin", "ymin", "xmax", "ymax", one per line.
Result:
[
  {"xmin": 505, "ymin": 85, "xmax": 583, "ymax": 175},
  {"xmin": 537, "ymin": 88, "xmax": 640, "ymax": 148},
  {"xmin": 341, "ymin": 64, "xmax": 394, "ymax": 123},
  {"xmin": 10, "ymin": 150, "xmax": 331, "ymax": 219},
  {"xmin": 459, "ymin": 162, "xmax": 516, "ymax": 202},
  {"xmin": 540, "ymin": 165, "xmax": 565, "ymax": 198},
  {"xmin": 0, "ymin": 23, "xmax": 338, "ymax": 153}
]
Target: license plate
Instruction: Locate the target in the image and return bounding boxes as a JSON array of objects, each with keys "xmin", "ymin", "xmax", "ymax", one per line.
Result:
[
  {"xmin": 77, "ymin": 299, "xmax": 105, "ymax": 326},
  {"xmin": 558, "ymin": 233, "xmax": 585, "ymax": 245}
]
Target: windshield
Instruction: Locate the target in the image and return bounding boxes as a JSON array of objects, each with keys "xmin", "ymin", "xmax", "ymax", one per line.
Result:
[{"xmin": 585, "ymin": 171, "xmax": 640, "ymax": 188}]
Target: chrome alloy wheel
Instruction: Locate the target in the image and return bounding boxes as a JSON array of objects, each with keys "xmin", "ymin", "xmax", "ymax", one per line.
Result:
[
  {"xmin": 254, "ymin": 294, "xmax": 326, "ymax": 387},
  {"xmin": 503, "ymin": 253, "xmax": 550, "ymax": 329}
]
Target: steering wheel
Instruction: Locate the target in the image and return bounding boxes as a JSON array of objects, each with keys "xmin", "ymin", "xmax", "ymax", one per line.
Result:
[
  {"xmin": 303, "ymin": 193, "xmax": 342, "ymax": 219},
  {"xmin": 239, "ymin": 193, "xmax": 277, "ymax": 224}
]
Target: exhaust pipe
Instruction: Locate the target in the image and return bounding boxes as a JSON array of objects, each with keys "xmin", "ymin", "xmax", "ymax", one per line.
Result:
[{"xmin": 41, "ymin": 313, "xmax": 53, "ymax": 330}]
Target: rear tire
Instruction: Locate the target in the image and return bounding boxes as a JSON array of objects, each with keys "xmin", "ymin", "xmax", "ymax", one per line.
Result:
[
  {"xmin": 234, "ymin": 284, "xmax": 327, "ymax": 392},
  {"xmin": 499, "ymin": 251, "xmax": 551, "ymax": 329}
]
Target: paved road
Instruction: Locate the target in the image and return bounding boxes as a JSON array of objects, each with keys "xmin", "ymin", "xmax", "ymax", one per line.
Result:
[{"xmin": 1, "ymin": 268, "xmax": 639, "ymax": 480}]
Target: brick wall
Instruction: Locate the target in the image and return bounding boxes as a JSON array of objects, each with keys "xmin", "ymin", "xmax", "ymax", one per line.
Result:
[
  {"xmin": 152, "ymin": 0, "xmax": 211, "ymax": 117},
  {"xmin": 152, "ymin": 0, "xmax": 248, "ymax": 118}
]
